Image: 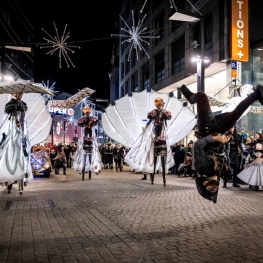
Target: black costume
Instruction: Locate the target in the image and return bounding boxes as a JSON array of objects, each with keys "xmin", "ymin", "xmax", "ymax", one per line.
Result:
[
  {"xmin": 180, "ymin": 84, "xmax": 263, "ymax": 202},
  {"xmin": 181, "ymin": 84, "xmax": 263, "ymax": 136},
  {"xmin": 78, "ymin": 114, "xmax": 98, "ymax": 153},
  {"xmin": 146, "ymin": 99, "xmax": 172, "ymax": 186}
]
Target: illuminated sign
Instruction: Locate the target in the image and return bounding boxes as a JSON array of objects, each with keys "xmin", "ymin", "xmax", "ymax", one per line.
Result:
[
  {"xmin": 231, "ymin": 60, "xmax": 242, "ymax": 82},
  {"xmin": 48, "ymin": 107, "xmax": 74, "ymax": 115},
  {"xmin": 230, "ymin": 0, "xmax": 249, "ymax": 62}
]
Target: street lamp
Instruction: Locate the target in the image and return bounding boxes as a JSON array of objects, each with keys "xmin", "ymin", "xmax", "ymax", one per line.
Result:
[{"xmin": 169, "ymin": 8, "xmax": 205, "ymax": 92}]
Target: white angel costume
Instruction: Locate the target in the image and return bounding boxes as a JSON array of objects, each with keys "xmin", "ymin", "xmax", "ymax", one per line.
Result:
[
  {"xmin": 238, "ymin": 151, "xmax": 263, "ymax": 186},
  {"xmin": 124, "ymin": 121, "xmax": 174, "ymax": 174},
  {"xmin": 73, "ymin": 126, "xmax": 102, "ymax": 176},
  {"xmin": 101, "ymin": 89, "xmax": 197, "ymax": 185},
  {"xmin": 0, "ymin": 93, "xmax": 53, "ymax": 191}
]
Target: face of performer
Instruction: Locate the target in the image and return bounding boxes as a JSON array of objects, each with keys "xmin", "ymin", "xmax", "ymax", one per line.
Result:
[
  {"xmin": 203, "ymin": 175, "xmax": 219, "ymax": 194},
  {"xmin": 156, "ymin": 102, "xmax": 164, "ymax": 109}
]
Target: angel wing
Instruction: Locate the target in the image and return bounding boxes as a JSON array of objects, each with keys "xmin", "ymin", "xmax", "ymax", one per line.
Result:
[
  {"xmin": 47, "ymin": 87, "xmax": 95, "ymax": 108},
  {"xmin": 101, "ymin": 89, "xmax": 197, "ymax": 148},
  {"xmin": 23, "ymin": 93, "xmax": 53, "ymax": 146},
  {"xmin": 0, "ymin": 78, "xmax": 54, "ymax": 96}
]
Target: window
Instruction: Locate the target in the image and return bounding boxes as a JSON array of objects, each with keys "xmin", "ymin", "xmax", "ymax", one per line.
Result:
[
  {"xmin": 121, "ymin": 85, "xmax": 125, "ymax": 97},
  {"xmin": 121, "ymin": 62, "xmax": 124, "ymax": 80},
  {"xmin": 172, "ymin": 34, "xmax": 185, "ymax": 74},
  {"xmin": 142, "ymin": 40, "xmax": 150, "ymax": 58},
  {"xmin": 125, "ymin": 55, "xmax": 130, "ymax": 74},
  {"xmin": 204, "ymin": 14, "xmax": 213, "ymax": 57},
  {"xmin": 131, "ymin": 49, "xmax": 138, "ymax": 68},
  {"xmin": 154, "ymin": 12, "xmax": 165, "ymax": 45},
  {"xmin": 132, "ymin": 71, "xmax": 139, "ymax": 92},
  {"xmin": 125, "ymin": 80, "xmax": 130, "ymax": 95},
  {"xmin": 155, "ymin": 50, "xmax": 165, "ymax": 83},
  {"xmin": 143, "ymin": 63, "xmax": 150, "ymax": 90}
]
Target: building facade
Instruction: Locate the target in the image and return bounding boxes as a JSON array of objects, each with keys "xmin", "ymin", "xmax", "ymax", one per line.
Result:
[{"xmin": 110, "ymin": 0, "xmax": 263, "ymax": 137}]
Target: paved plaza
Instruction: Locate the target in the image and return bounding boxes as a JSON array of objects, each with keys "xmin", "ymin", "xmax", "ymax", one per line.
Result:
[{"xmin": 0, "ymin": 166, "xmax": 263, "ymax": 263}]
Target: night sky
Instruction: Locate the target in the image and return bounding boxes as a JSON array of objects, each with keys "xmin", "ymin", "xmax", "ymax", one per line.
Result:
[{"xmin": 22, "ymin": 1, "xmax": 123, "ymax": 99}]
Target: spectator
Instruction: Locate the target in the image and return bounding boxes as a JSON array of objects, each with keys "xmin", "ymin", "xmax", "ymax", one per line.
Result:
[
  {"xmin": 53, "ymin": 152, "xmax": 67, "ymax": 175},
  {"xmin": 171, "ymin": 143, "xmax": 180, "ymax": 174},
  {"xmin": 224, "ymin": 126, "xmax": 243, "ymax": 188},
  {"xmin": 50, "ymin": 149, "xmax": 57, "ymax": 170},
  {"xmin": 64, "ymin": 144, "xmax": 71, "ymax": 167}
]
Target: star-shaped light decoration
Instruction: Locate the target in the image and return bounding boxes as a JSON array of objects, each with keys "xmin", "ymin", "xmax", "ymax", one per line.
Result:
[
  {"xmin": 40, "ymin": 21, "xmax": 80, "ymax": 68},
  {"xmin": 111, "ymin": 10, "xmax": 159, "ymax": 61},
  {"xmin": 42, "ymin": 79, "xmax": 59, "ymax": 101},
  {"xmin": 64, "ymin": 115, "xmax": 78, "ymax": 126},
  {"xmin": 140, "ymin": 0, "xmax": 177, "ymax": 13}
]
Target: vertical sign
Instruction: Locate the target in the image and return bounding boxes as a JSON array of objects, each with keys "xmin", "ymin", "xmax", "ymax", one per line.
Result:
[
  {"xmin": 230, "ymin": 0, "xmax": 249, "ymax": 62},
  {"xmin": 231, "ymin": 61, "xmax": 242, "ymax": 83}
]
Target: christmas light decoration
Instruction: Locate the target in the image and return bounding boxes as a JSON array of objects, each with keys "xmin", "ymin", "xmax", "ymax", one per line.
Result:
[
  {"xmin": 111, "ymin": 10, "xmax": 159, "ymax": 61},
  {"xmin": 42, "ymin": 79, "xmax": 58, "ymax": 100},
  {"xmin": 64, "ymin": 115, "xmax": 78, "ymax": 126},
  {"xmin": 40, "ymin": 21, "xmax": 80, "ymax": 68}
]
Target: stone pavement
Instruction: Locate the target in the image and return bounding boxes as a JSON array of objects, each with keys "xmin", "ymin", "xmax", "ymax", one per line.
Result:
[{"xmin": 0, "ymin": 166, "xmax": 263, "ymax": 263}]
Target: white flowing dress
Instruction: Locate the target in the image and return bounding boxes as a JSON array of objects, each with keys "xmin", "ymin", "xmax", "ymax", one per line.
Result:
[
  {"xmin": 73, "ymin": 127, "xmax": 102, "ymax": 174},
  {"xmin": 237, "ymin": 152, "xmax": 263, "ymax": 186},
  {"xmin": 124, "ymin": 122, "xmax": 174, "ymax": 174}
]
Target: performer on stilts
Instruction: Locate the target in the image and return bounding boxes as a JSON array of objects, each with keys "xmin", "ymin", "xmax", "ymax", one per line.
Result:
[
  {"xmin": 1, "ymin": 93, "xmax": 32, "ymax": 194},
  {"xmin": 76, "ymin": 106, "xmax": 100, "ymax": 180},
  {"xmin": 125, "ymin": 97, "xmax": 174, "ymax": 186}
]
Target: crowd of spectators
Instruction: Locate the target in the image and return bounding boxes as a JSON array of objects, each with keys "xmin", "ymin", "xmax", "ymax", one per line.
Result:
[
  {"xmin": 31, "ymin": 142, "xmax": 78, "ymax": 175},
  {"xmin": 169, "ymin": 127, "xmax": 263, "ymax": 190}
]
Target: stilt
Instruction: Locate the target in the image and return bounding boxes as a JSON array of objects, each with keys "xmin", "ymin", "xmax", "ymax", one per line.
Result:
[
  {"xmin": 18, "ymin": 179, "xmax": 24, "ymax": 194},
  {"xmin": 161, "ymin": 156, "xmax": 166, "ymax": 186},
  {"xmin": 150, "ymin": 173, "xmax": 154, "ymax": 184},
  {"xmin": 151, "ymin": 156, "xmax": 158, "ymax": 185},
  {"xmin": 89, "ymin": 171, "xmax": 91, "ymax": 180},
  {"xmin": 82, "ymin": 167, "xmax": 85, "ymax": 181}
]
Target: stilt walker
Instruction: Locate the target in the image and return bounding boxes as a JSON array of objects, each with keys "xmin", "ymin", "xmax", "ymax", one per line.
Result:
[
  {"xmin": 147, "ymin": 98, "xmax": 172, "ymax": 185},
  {"xmin": 77, "ymin": 106, "xmax": 99, "ymax": 181}
]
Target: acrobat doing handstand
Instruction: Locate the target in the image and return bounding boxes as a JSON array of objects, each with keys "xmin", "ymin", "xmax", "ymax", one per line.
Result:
[{"xmin": 181, "ymin": 84, "xmax": 263, "ymax": 203}]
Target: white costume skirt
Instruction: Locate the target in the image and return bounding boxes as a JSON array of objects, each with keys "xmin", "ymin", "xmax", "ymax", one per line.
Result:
[
  {"xmin": 238, "ymin": 163, "xmax": 263, "ymax": 186},
  {"xmin": 73, "ymin": 128, "xmax": 101, "ymax": 173},
  {"xmin": 124, "ymin": 122, "xmax": 174, "ymax": 174}
]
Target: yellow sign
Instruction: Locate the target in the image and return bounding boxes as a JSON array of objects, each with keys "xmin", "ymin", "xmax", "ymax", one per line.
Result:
[{"xmin": 230, "ymin": 0, "xmax": 249, "ymax": 62}]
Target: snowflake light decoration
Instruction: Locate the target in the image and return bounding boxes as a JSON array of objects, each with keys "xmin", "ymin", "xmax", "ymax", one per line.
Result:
[
  {"xmin": 111, "ymin": 10, "xmax": 159, "ymax": 61},
  {"xmin": 64, "ymin": 115, "xmax": 78, "ymax": 126},
  {"xmin": 40, "ymin": 21, "xmax": 80, "ymax": 68},
  {"xmin": 75, "ymin": 96, "xmax": 88, "ymax": 108},
  {"xmin": 140, "ymin": 0, "xmax": 177, "ymax": 13},
  {"xmin": 42, "ymin": 79, "xmax": 59, "ymax": 101}
]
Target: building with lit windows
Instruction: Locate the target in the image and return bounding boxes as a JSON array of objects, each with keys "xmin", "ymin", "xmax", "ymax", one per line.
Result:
[{"xmin": 109, "ymin": 0, "xmax": 263, "ymax": 136}]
